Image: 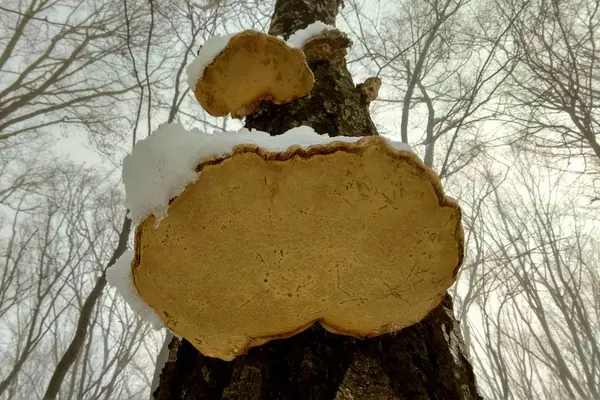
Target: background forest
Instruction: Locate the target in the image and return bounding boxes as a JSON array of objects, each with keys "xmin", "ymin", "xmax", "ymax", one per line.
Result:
[{"xmin": 0, "ymin": 0, "xmax": 598, "ymax": 399}]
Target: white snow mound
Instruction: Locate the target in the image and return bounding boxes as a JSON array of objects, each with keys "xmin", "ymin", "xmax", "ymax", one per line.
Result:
[
  {"xmin": 383, "ymin": 135, "xmax": 413, "ymax": 153},
  {"xmin": 287, "ymin": 21, "xmax": 336, "ymax": 48},
  {"xmin": 123, "ymin": 122, "xmax": 208, "ymax": 225},
  {"xmin": 106, "ymin": 251, "xmax": 164, "ymax": 330},
  {"xmin": 123, "ymin": 123, "xmax": 414, "ymax": 225},
  {"xmin": 186, "ymin": 34, "xmax": 232, "ymax": 89}
]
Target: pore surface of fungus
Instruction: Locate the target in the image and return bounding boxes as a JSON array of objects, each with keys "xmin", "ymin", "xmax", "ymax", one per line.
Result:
[
  {"xmin": 193, "ymin": 30, "xmax": 314, "ymax": 118},
  {"xmin": 132, "ymin": 136, "xmax": 463, "ymax": 361}
]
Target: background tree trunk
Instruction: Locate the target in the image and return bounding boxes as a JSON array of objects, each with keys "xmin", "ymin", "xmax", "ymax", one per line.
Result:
[{"xmin": 153, "ymin": 0, "xmax": 481, "ymax": 398}]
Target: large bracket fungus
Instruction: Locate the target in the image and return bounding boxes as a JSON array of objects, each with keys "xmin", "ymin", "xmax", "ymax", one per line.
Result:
[
  {"xmin": 190, "ymin": 30, "xmax": 314, "ymax": 118},
  {"xmin": 131, "ymin": 135, "xmax": 464, "ymax": 361}
]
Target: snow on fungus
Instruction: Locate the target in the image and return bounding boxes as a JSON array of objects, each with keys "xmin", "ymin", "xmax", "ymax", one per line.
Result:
[
  {"xmin": 123, "ymin": 122, "xmax": 206, "ymax": 225},
  {"xmin": 286, "ymin": 20, "xmax": 337, "ymax": 48},
  {"xmin": 383, "ymin": 135, "xmax": 413, "ymax": 153},
  {"xmin": 122, "ymin": 123, "xmax": 377, "ymax": 225},
  {"xmin": 130, "ymin": 134, "xmax": 463, "ymax": 361},
  {"xmin": 191, "ymin": 30, "xmax": 314, "ymax": 118},
  {"xmin": 186, "ymin": 34, "xmax": 232, "ymax": 89},
  {"xmin": 106, "ymin": 251, "xmax": 164, "ymax": 330}
]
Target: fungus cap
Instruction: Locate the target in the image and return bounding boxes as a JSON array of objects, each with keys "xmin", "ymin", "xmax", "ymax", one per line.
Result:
[
  {"xmin": 192, "ymin": 30, "xmax": 314, "ymax": 118},
  {"xmin": 301, "ymin": 29, "xmax": 352, "ymax": 63},
  {"xmin": 132, "ymin": 136, "xmax": 463, "ymax": 361}
]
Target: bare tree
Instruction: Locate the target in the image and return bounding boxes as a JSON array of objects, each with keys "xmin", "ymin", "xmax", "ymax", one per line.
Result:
[
  {"xmin": 501, "ymin": 0, "xmax": 600, "ymax": 167},
  {"xmin": 0, "ymin": 0, "xmax": 157, "ymax": 142},
  {"xmin": 467, "ymin": 153, "xmax": 600, "ymax": 400},
  {"xmin": 0, "ymin": 155, "xmax": 164, "ymax": 400},
  {"xmin": 0, "ymin": 162, "xmax": 113, "ymax": 396},
  {"xmin": 342, "ymin": 0, "xmax": 523, "ymax": 177}
]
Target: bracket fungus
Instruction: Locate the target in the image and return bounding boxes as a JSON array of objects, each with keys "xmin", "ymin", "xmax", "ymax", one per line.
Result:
[
  {"xmin": 190, "ymin": 30, "xmax": 314, "ymax": 118},
  {"xmin": 130, "ymin": 135, "xmax": 464, "ymax": 361},
  {"xmin": 302, "ymin": 29, "xmax": 352, "ymax": 63}
]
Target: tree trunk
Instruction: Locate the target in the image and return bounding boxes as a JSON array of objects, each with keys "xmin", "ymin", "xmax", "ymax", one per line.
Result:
[{"xmin": 153, "ymin": 1, "xmax": 481, "ymax": 399}]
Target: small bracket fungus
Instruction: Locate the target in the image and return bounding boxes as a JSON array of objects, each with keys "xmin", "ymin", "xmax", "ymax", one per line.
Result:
[
  {"xmin": 131, "ymin": 136, "xmax": 464, "ymax": 361},
  {"xmin": 356, "ymin": 77, "xmax": 382, "ymax": 103},
  {"xmin": 302, "ymin": 29, "xmax": 352, "ymax": 63},
  {"xmin": 191, "ymin": 30, "xmax": 314, "ymax": 118}
]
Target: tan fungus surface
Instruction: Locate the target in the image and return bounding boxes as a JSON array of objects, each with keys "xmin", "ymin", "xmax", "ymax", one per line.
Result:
[
  {"xmin": 132, "ymin": 136, "xmax": 464, "ymax": 361},
  {"xmin": 193, "ymin": 30, "xmax": 314, "ymax": 118}
]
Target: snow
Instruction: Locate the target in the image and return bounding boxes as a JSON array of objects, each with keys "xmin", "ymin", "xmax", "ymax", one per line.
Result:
[
  {"xmin": 383, "ymin": 136, "xmax": 413, "ymax": 153},
  {"xmin": 123, "ymin": 122, "xmax": 206, "ymax": 225},
  {"xmin": 106, "ymin": 251, "xmax": 164, "ymax": 330},
  {"xmin": 186, "ymin": 34, "xmax": 232, "ymax": 89},
  {"xmin": 287, "ymin": 21, "xmax": 336, "ymax": 48},
  {"xmin": 123, "ymin": 123, "xmax": 414, "ymax": 226}
]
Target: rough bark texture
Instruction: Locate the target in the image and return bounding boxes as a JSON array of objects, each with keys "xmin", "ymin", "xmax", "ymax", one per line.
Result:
[
  {"xmin": 154, "ymin": 1, "xmax": 481, "ymax": 399},
  {"xmin": 154, "ymin": 294, "xmax": 480, "ymax": 400}
]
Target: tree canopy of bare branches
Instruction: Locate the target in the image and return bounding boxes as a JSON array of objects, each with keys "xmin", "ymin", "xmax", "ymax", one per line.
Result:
[
  {"xmin": 502, "ymin": 0, "xmax": 600, "ymax": 167},
  {"xmin": 467, "ymin": 153, "xmax": 600, "ymax": 399}
]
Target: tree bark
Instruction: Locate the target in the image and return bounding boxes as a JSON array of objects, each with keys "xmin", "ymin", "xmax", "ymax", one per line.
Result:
[{"xmin": 154, "ymin": 1, "xmax": 481, "ymax": 399}]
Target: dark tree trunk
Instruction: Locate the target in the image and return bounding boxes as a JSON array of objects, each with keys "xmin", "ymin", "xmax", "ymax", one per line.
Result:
[{"xmin": 154, "ymin": 1, "xmax": 481, "ymax": 399}]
